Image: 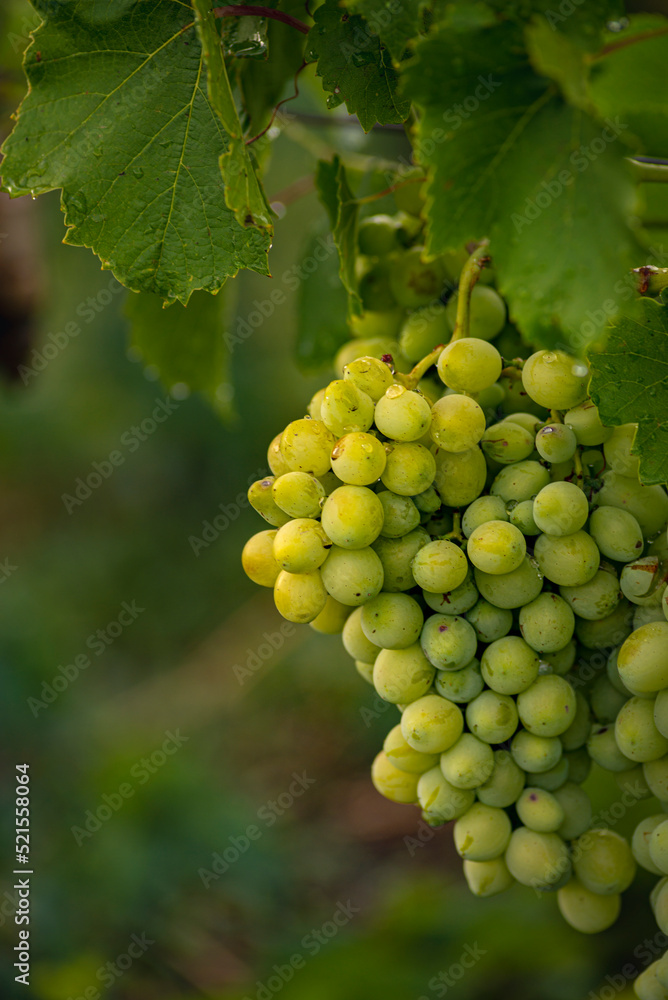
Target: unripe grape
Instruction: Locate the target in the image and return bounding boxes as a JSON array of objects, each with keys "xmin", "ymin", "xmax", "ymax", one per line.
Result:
[
  {"xmin": 440, "ymin": 732, "xmax": 495, "ymax": 789},
  {"xmin": 543, "ymin": 639, "xmax": 577, "ymax": 676},
  {"xmin": 530, "ymin": 757, "xmax": 569, "ymax": 792},
  {"xmin": 401, "ymin": 693, "xmax": 464, "ymax": 754},
  {"xmin": 377, "ymin": 491, "xmax": 420, "ymax": 538},
  {"xmin": 592, "ymin": 471, "xmax": 668, "ymax": 538},
  {"xmin": 463, "ymin": 857, "xmax": 515, "ymax": 897},
  {"xmin": 564, "ymin": 748, "xmax": 592, "ymax": 785},
  {"xmin": 573, "ymin": 828, "xmax": 636, "ymax": 894},
  {"xmin": 615, "ymin": 696, "xmax": 668, "ymax": 762},
  {"xmin": 462, "ymin": 495, "xmax": 508, "ymax": 537},
  {"xmin": 516, "ymin": 787, "xmax": 565, "ymax": 833},
  {"xmin": 381, "ymin": 442, "xmax": 436, "ymax": 496},
  {"xmin": 467, "ymin": 520, "xmax": 526, "ymax": 575},
  {"xmin": 328, "ymin": 431, "xmax": 385, "ymax": 486},
  {"xmin": 433, "ymin": 445, "xmax": 487, "ymax": 507},
  {"xmin": 466, "ymin": 691, "xmax": 518, "ymax": 744},
  {"xmin": 553, "ymin": 783, "xmax": 593, "ymax": 840},
  {"xmin": 417, "ymin": 766, "xmax": 474, "ymax": 822},
  {"xmin": 375, "ymin": 384, "xmax": 432, "ymax": 441},
  {"xmin": 650, "ymin": 819, "xmax": 668, "ymax": 875},
  {"xmin": 274, "ymin": 569, "xmax": 327, "ymax": 623},
  {"xmin": 474, "ymin": 556, "xmax": 544, "ymax": 609},
  {"xmin": 481, "ymin": 421, "xmax": 534, "ymax": 464},
  {"xmin": 413, "ymin": 485, "xmax": 441, "ymax": 514},
  {"xmin": 272, "ymin": 471, "xmax": 325, "ymax": 517},
  {"xmin": 342, "ymin": 606, "xmax": 381, "ymax": 662},
  {"xmin": 334, "ymin": 336, "xmax": 402, "ymax": 376},
  {"xmin": 358, "ymin": 213, "xmax": 403, "ymax": 256},
  {"xmin": 477, "ymin": 750, "xmax": 525, "ymax": 807},
  {"xmin": 532, "ymin": 481, "xmax": 589, "ymax": 537},
  {"xmin": 280, "ymin": 418, "xmax": 337, "ymax": 476},
  {"xmin": 480, "ymin": 635, "xmax": 539, "ymax": 695},
  {"xmin": 343, "ymin": 355, "xmax": 394, "ymax": 401},
  {"xmin": 373, "ymin": 527, "xmax": 429, "ymax": 593},
  {"xmin": 383, "ymin": 724, "xmax": 438, "ymax": 774},
  {"xmin": 587, "ymin": 724, "xmax": 631, "ymax": 772},
  {"xmin": 398, "ymin": 303, "xmax": 450, "ymax": 362},
  {"xmin": 633, "ymin": 963, "xmax": 668, "ymax": 1000},
  {"xmin": 321, "ymin": 486, "xmax": 383, "ymax": 548},
  {"xmin": 321, "ymin": 379, "xmax": 375, "ymax": 436},
  {"xmin": 355, "ymin": 660, "xmax": 374, "ymax": 684},
  {"xmin": 575, "ymin": 600, "xmax": 633, "ymax": 650},
  {"xmin": 420, "ymin": 612, "xmax": 478, "ymax": 671},
  {"xmin": 361, "ymin": 592, "xmax": 423, "ymax": 650},
  {"xmin": 411, "ymin": 539, "xmax": 468, "ymax": 593},
  {"xmin": 273, "ymin": 518, "xmax": 331, "ymax": 572},
  {"xmin": 559, "ymin": 568, "xmax": 621, "ymax": 621},
  {"xmin": 445, "ymin": 285, "xmax": 506, "ymax": 341},
  {"xmin": 437, "ymin": 337, "xmax": 503, "ymax": 393},
  {"xmin": 373, "ymin": 643, "xmax": 434, "ymax": 704},
  {"xmin": 535, "ymin": 422, "xmax": 577, "ymax": 463},
  {"xmin": 588, "ymin": 506, "xmax": 645, "ymax": 564},
  {"xmin": 359, "ymin": 258, "xmax": 397, "ymax": 311},
  {"xmin": 453, "ymin": 802, "xmax": 512, "ymax": 861},
  {"xmin": 389, "ymin": 247, "xmax": 445, "ymax": 308},
  {"xmin": 348, "ymin": 310, "xmax": 404, "ymax": 340},
  {"xmin": 644, "ymin": 757, "xmax": 668, "ymax": 801},
  {"xmin": 534, "ymin": 531, "xmax": 600, "ymax": 587},
  {"xmin": 632, "ymin": 815, "xmax": 666, "ymax": 874},
  {"xmin": 511, "ymin": 730, "xmax": 563, "ymax": 772},
  {"xmin": 557, "ymin": 879, "xmax": 620, "ymax": 933},
  {"xmin": 465, "ymin": 599, "xmax": 513, "ymax": 643},
  {"xmin": 320, "ymin": 545, "xmax": 384, "ymax": 606},
  {"xmin": 371, "ymin": 751, "xmax": 419, "ymax": 803},
  {"xmin": 267, "ymin": 433, "xmax": 291, "ymax": 476},
  {"xmin": 248, "ymin": 476, "xmax": 292, "ymax": 527},
  {"xmin": 242, "ymin": 530, "xmax": 281, "ymax": 587},
  {"xmin": 422, "ymin": 568, "xmax": 479, "ymax": 615},
  {"xmin": 560, "ymin": 690, "xmax": 592, "ymax": 748},
  {"xmin": 564, "ymin": 400, "xmax": 612, "ymax": 446},
  {"xmin": 435, "ymin": 658, "xmax": 484, "ymax": 703},
  {"xmin": 521, "ymin": 350, "xmax": 589, "ymax": 410},
  {"xmin": 519, "ymin": 592, "xmax": 575, "ymax": 653},
  {"xmin": 309, "ymin": 596, "xmax": 351, "ymax": 634},
  {"xmin": 490, "ymin": 460, "xmax": 550, "ymax": 502},
  {"xmin": 430, "ymin": 394, "xmax": 486, "ymax": 452},
  {"xmin": 505, "ymin": 827, "xmax": 571, "ymax": 889},
  {"xmin": 618, "ymin": 622, "xmax": 668, "ymax": 695},
  {"xmin": 620, "ymin": 556, "xmax": 661, "ymax": 604},
  {"xmin": 508, "ymin": 498, "xmax": 540, "ymax": 536}
]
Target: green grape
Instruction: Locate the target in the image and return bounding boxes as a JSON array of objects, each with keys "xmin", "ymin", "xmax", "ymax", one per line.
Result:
[
  {"xmin": 317, "ymin": 469, "xmax": 343, "ymax": 495},
  {"xmin": 632, "ymin": 815, "xmax": 666, "ymax": 874},
  {"xmin": 358, "ymin": 213, "xmax": 403, "ymax": 256},
  {"xmin": 375, "ymin": 384, "xmax": 432, "ymax": 442},
  {"xmin": 398, "ymin": 303, "xmax": 450, "ymax": 362},
  {"xmin": 417, "ymin": 766, "xmax": 475, "ymax": 822},
  {"xmin": 521, "ymin": 350, "xmax": 589, "ymax": 410},
  {"xmin": 330, "ymin": 432, "xmax": 387, "ymax": 486},
  {"xmin": 616, "ymin": 696, "xmax": 668, "ymax": 762},
  {"xmin": 618, "ymin": 622, "xmax": 668, "ymax": 695},
  {"xmin": 394, "ymin": 170, "xmax": 425, "ymax": 216},
  {"xmin": 248, "ymin": 477, "xmax": 292, "ymax": 527},
  {"xmin": 373, "ymin": 527, "xmax": 430, "ymax": 592},
  {"xmin": 342, "ymin": 355, "xmax": 394, "ymax": 402},
  {"xmin": 603, "ymin": 423, "xmax": 640, "ymax": 478},
  {"xmin": 466, "ymin": 520, "xmax": 526, "ymax": 576},
  {"xmin": 462, "ymin": 495, "xmax": 508, "ymax": 538},
  {"xmin": 532, "ymin": 481, "xmax": 590, "ymax": 538},
  {"xmin": 411, "ymin": 539, "xmax": 468, "ymax": 593},
  {"xmin": 371, "ymin": 751, "xmax": 419, "ymax": 803},
  {"xmin": 321, "ymin": 379, "xmax": 375, "ymax": 437},
  {"xmin": 242, "ymin": 530, "xmax": 280, "ymax": 588},
  {"xmin": 587, "ymin": 724, "xmax": 631, "ymax": 772},
  {"xmin": 633, "ymin": 964, "xmax": 668, "ymax": 1000},
  {"xmin": 348, "ymin": 310, "xmax": 404, "ymax": 340},
  {"xmin": 440, "ymin": 733, "xmax": 495, "ymax": 789},
  {"xmin": 273, "ymin": 518, "xmax": 331, "ymax": 573},
  {"xmin": 482, "ymin": 421, "xmax": 535, "ymax": 464},
  {"xmin": 553, "ymin": 783, "xmax": 593, "ymax": 840},
  {"xmin": 590, "ymin": 676, "xmax": 627, "ymax": 724},
  {"xmin": 516, "ymin": 787, "xmax": 565, "ymax": 833},
  {"xmin": 480, "ymin": 635, "xmax": 539, "ymax": 695},
  {"xmin": 342, "ymin": 606, "xmax": 381, "ymax": 662},
  {"xmin": 453, "ymin": 802, "xmax": 512, "ymax": 861},
  {"xmin": 543, "ymin": 639, "xmax": 577, "ymax": 676},
  {"xmin": 575, "ymin": 600, "xmax": 633, "ymax": 650},
  {"xmin": 534, "ymin": 531, "xmax": 600, "ymax": 587},
  {"xmin": 389, "ymin": 247, "xmax": 445, "ymax": 308},
  {"xmin": 423, "ymin": 569, "xmax": 479, "ymax": 616},
  {"xmin": 321, "ymin": 486, "xmax": 384, "ymax": 549},
  {"xmin": 355, "ymin": 659, "xmax": 375, "ymax": 684},
  {"xmin": 490, "ymin": 460, "xmax": 550, "ymax": 503},
  {"xmin": 466, "ymin": 691, "xmax": 519, "ymax": 744},
  {"xmin": 267, "ymin": 433, "xmax": 291, "ymax": 476},
  {"xmin": 377, "ymin": 491, "xmax": 420, "ymax": 538},
  {"xmin": 373, "ymin": 643, "xmax": 435, "ymax": 704},
  {"xmin": 474, "ymin": 556, "xmax": 544, "ymax": 609},
  {"xmin": 430, "ymin": 394, "xmax": 486, "ymax": 453},
  {"xmin": 502, "ymin": 412, "xmax": 542, "ymax": 435},
  {"xmin": 334, "ymin": 337, "xmax": 402, "ymax": 377},
  {"xmin": 401, "ymin": 693, "xmax": 464, "ymax": 754},
  {"xmin": 309, "ymin": 596, "xmax": 351, "ymax": 634},
  {"xmin": 274, "ymin": 569, "xmax": 327, "ymax": 623},
  {"xmin": 466, "ymin": 599, "xmax": 513, "ymax": 643},
  {"xmin": 508, "ymin": 499, "xmax": 540, "ymax": 536},
  {"xmin": 560, "ymin": 568, "xmax": 621, "ymax": 621},
  {"xmin": 463, "ymin": 857, "xmax": 515, "ymax": 897},
  {"xmin": 435, "ymin": 658, "xmax": 483, "ymax": 703},
  {"xmin": 527, "ymin": 757, "xmax": 569, "ymax": 792},
  {"xmin": 564, "ymin": 400, "xmax": 612, "ymax": 446},
  {"xmin": 557, "ymin": 879, "xmax": 620, "ymax": 934},
  {"xmin": 645, "ymin": 757, "xmax": 668, "ymax": 801},
  {"xmin": 477, "ymin": 750, "xmax": 526, "ymax": 807},
  {"xmin": 505, "ymin": 827, "xmax": 571, "ymax": 889},
  {"xmin": 607, "ymin": 646, "xmax": 632, "ymax": 695},
  {"xmin": 535, "ymin": 423, "xmax": 577, "ymax": 463},
  {"xmin": 272, "ymin": 471, "xmax": 326, "ymax": 518},
  {"xmin": 653, "ymin": 879, "xmax": 668, "ymax": 932},
  {"xmin": 381, "ymin": 442, "xmax": 436, "ymax": 496},
  {"xmin": 361, "ymin": 593, "xmax": 424, "ymax": 650},
  {"xmin": 307, "ymin": 388, "xmax": 325, "ymax": 421},
  {"xmin": 581, "ymin": 449, "xmax": 605, "ymax": 476},
  {"xmin": 511, "ymin": 731, "xmax": 563, "ymax": 773},
  {"xmin": 518, "ymin": 593, "xmax": 575, "ymax": 654},
  {"xmin": 564, "ymin": 748, "xmax": 592, "ymax": 784},
  {"xmin": 517, "ymin": 675, "xmax": 576, "ymax": 737},
  {"xmin": 383, "ymin": 724, "xmax": 439, "ymax": 774},
  {"xmin": 420, "ymin": 613, "xmax": 478, "ymax": 672},
  {"xmin": 573, "ymin": 828, "xmax": 636, "ymax": 894},
  {"xmin": 499, "ymin": 373, "xmax": 548, "ymax": 418},
  {"xmin": 433, "ymin": 445, "xmax": 487, "ymax": 507},
  {"xmin": 592, "ymin": 471, "xmax": 668, "ymax": 538},
  {"xmin": 445, "ymin": 285, "xmax": 507, "ymax": 341},
  {"xmin": 413, "ymin": 485, "xmax": 441, "ymax": 514},
  {"xmin": 359, "ymin": 258, "xmax": 397, "ymax": 312},
  {"xmin": 475, "ymin": 382, "xmax": 506, "ymax": 416},
  {"xmin": 320, "ymin": 545, "xmax": 384, "ymax": 606},
  {"xmin": 621, "ymin": 557, "xmax": 662, "ymax": 604},
  {"xmin": 650, "ymin": 820, "xmax": 668, "ymax": 875},
  {"xmin": 280, "ymin": 418, "xmax": 338, "ymax": 476},
  {"xmin": 437, "ymin": 337, "xmax": 503, "ymax": 393}
]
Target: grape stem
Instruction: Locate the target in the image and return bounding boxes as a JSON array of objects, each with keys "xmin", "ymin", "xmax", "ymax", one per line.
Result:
[
  {"xmin": 549, "ymin": 409, "xmax": 563, "ymax": 424},
  {"xmin": 443, "ymin": 511, "xmax": 464, "ymax": 544},
  {"xmin": 449, "ymin": 241, "xmax": 490, "ymax": 342},
  {"xmin": 573, "ymin": 448, "xmax": 584, "ymax": 489},
  {"xmin": 397, "ymin": 344, "xmax": 444, "ymax": 389}
]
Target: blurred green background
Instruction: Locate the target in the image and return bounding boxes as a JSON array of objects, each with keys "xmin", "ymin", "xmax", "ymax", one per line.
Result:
[{"xmin": 0, "ymin": 3, "xmax": 664, "ymax": 998}]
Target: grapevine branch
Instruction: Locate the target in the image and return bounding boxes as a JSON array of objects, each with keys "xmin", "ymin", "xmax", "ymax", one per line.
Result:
[{"xmin": 212, "ymin": 5, "xmax": 310, "ymax": 34}]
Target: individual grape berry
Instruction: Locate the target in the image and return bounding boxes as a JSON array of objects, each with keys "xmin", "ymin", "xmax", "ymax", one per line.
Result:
[
  {"xmin": 517, "ymin": 675, "xmax": 576, "ymax": 738},
  {"xmin": 413, "ymin": 485, "xmax": 441, "ymax": 514},
  {"xmin": 417, "ymin": 766, "xmax": 474, "ymax": 823},
  {"xmin": 437, "ymin": 337, "xmax": 503, "ymax": 394},
  {"xmin": 307, "ymin": 388, "xmax": 325, "ymax": 421},
  {"xmin": 434, "ymin": 657, "xmax": 484, "ymax": 703},
  {"xmin": 466, "ymin": 690, "xmax": 518, "ymax": 744},
  {"xmin": 632, "ymin": 815, "xmax": 666, "ymax": 874},
  {"xmin": 534, "ymin": 530, "xmax": 600, "ymax": 587},
  {"xmin": 420, "ymin": 612, "xmax": 478, "ymax": 671},
  {"xmin": 439, "ymin": 733, "xmax": 494, "ymax": 789},
  {"xmin": 560, "ymin": 691, "xmax": 592, "ymax": 751},
  {"xmin": 398, "ymin": 304, "xmax": 450, "ymax": 362},
  {"xmin": 321, "ymin": 379, "xmax": 375, "ymax": 437},
  {"xmin": 375, "ymin": 384, "xmax": 432, "ymax": 441},
  {"xmin": 383, "ymin": 724, "xmax": 439, "ymax": 774},
  {"xmin": 505, "ymin": 827, "xmax": 571, "ymax": 889},
  {"xmin": 342, "ymin": 355, "xmax": 394, "ymax": 401},
  {"xmin": 274, "ymin": 569, "xmax": 327, "ymax": 623},
  {"xmin": 543, "ymin": 639, "xmax": 577, "ymax": 676},
  {"xmin": 272, "ymin": 471, "xmax": 325, "ymax": 518},
  {"xmin": 532, "ymin": 481, "xmax": 589, "ymax": 538},
  {"xmin": 477, "ymin": 750, "xmax": 525, "ymax": 807},
  {"xmin": 309, "ymin": 596, "xmax": 351, "ymax": 635},
  {"xmin": 334, "ymin": 336, "xmax": 402, "ymax": 376},
  {"xmin": 371, "ymin": 751, "xmax": 419, "ymax": 803},
  {"xmin": 465, "ymin": 599, "xmax": 513, "ymax": 643},
  {"xmin": 564, "ymin": 748, "xmax": 592, "ymax": 785},
  {"xmin": 373, "ymin": 528, "xmax": 429, "ymax": 592},
  {"xmin": 535, "ymin": 423, "xmax": 577, "ymax": 463},
  {"xmin": 530, "ymin": 757, "xmax": 569, "ymax": 792},
  {"xmin": 519, "ymin": 592, "xmax": 575, "ymax": 653},
  {"xmin": 490, "ymin": 460, "xmax": 550, "ymax": 503},
  {"xmin": 242, "ymin": 530, "xmax": 280, "ymax": 587},
  {"xmin": 280, "ymin": 418, "xmax": 338, "ymax": 476},
  {"xmin": 377, "ymin": 491, "xmax": 420, "ymax": 538},
  {"xmin": 373, "ymin": 644, "xmax": 434, "ymax": 704},
  {"xmin": 589, "ymin": 505, "xmax": 645, "ymax": 564},
  {"xmin": 593, "ymin": 471, "xmax": 668, "ymax": 538},
  {"xmin": 480, "ymin": 635, "xmax": 539, "ymax": 694},
  {"xmin": 433, "ymin": 445, "xmax": 487, "ymax": 507},
  {"xmin": 552, "ymin": 783, "xmax": 593, "ymax": 840},
  {"xmin": 342, "ymin": 606, "xmax": 381, "ymax": 663},
  {"xmin": 389, "ymin": 247, "xmax": 446, "ymax": 308},
  {"xmin": 557, "ymin": 880, "xmax": 620, "ymax": 934},
  {"xmin": 650, "ymin": 820, "xmax": 668, "ymax": 875},
  {"xmin": 620, "ymin": 556, "xmax": 661, "ymax": 604},
  {"xmin": 474, "ymin": 556, "xmax": 544, "ymax": 610},
  {"xmin": 467, "ymin": 520, "xmax": 526, "ymax": 575},
  {"xmin": 348, "ymin": 310, "xmax": 404, "ymax": 340},
  {"xmin": 445, "ymin": 285, "xmax": 506, "ymax": 341},
  {"xmin": 453, "ymin": 802, "xmax": 512, "ymax": 861},
  {"xmin": 510, "ymin": 730, "xmax": 563, "ymax": 773},
  {"xmin": 617, "ymin": 622, "xmax": 668, "ymax": 695},
  {"xmin": 355, "ymin": 659, "xmax": 375, "ymax": 684},
  {"xmin": 615, "ymin": 696, "xmax": 668, "ymax": 763},
  {"xmin": 423, "ymin": 571, "xmax": 479, "ymax": 616},
  {"xmin": 330, "ymin": 432, "xmax": 387, "ymax": 486},
  {"xmin": 358, "ymin": 214, "xmax": 403, "ymax": 256},
  {"xmin": 273, "ymin": 518, "xmax": 331, "ymax": 572},
  {"xmin": 401, "ymin": 693, "xmax": 464, "ymax": 754},
  {"xmin": 462, "ymin": 495, "xmax": 508, "ymax": 537},
  {"xmin": 320, "ymin": 545, "xmax": 384, "ymax": 606},
  {"xmin": 411, "ymin": 539, "xmax": 468, "ymax": 593},
  {"xmin": 430, "ymin": 394, "xmax": 486, "ymax": 453},
  {"xmin": 381, "ymin": 442, "xmax": 436, "ymax": 496},
  {"xmin": 516, "ymin": 787, "xmax": 565, "ymax": 833},
  {"xmin": 248, "ymin": 477, "xmax": 292, "ymax": 527},
  {"xmin": 481, "ymin": 421, "xmax": 534, "ymax": 464},
  {"xmin": 559, "ymin": 568, "xmax": 621, "ymax": 621},
  {"xmin": 267, "ymin": 433, "xmax": 291, "ymax": 476},
  {"xmin": 521, "ymin": 350, "xmax": 589, "ymax": 410},
  {"xmin": 563, "ymin": 399, "xmax": 612, "ymax": 446},
  {"xmin": 321, "ymin": 486, "xmax": 383, "ymax": 549},
  {"xmin": 573, "ymin": 828, "xmax": 636, "ymax": 894},
  {"xmin": 463, "ymin": 858, "xmax": 515, "ymax": 897},
  {"xmin": 575, "ymin": 600, "xmax": 633, "ymax": 651},
  {"xmin": 587, "ymin": 724, "xmax": 632, "ymax": 772},
  {"xmin": 642, "ymin": 757, "xmax": 668, "ymax": 802},
  {"xmin": 361, "ymin": 593, "xmax": 424, "ymax": 650}
]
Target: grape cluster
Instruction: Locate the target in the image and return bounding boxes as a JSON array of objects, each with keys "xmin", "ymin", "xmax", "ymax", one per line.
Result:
[{"xmin": 242, "ymin": 240, "xmax": 668, "ymax": 991}]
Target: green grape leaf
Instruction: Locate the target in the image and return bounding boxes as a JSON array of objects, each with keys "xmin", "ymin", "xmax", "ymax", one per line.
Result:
[
  {"xmin": 525, "ymin": 17, "xmax": 589, "ymax": 108},
  {"xmin": 343, "ymin": 0, "xmax": 426, "ymax": 63},
  {"xmin": 308, "ymin": 0, "xmax": 411, "ymax": 131},
  {"xmin": 403, "ymin": 20, "xmax": 641, "ymax": 349},
  {"xmin": 0, "ymin": 0, "xmax": 271, "ymax": 304},
  {"xmin": 589, "ymin": 298, "xmax": 668, "ymax": 485},
  {"xmin": 316, "ymin": 157, "xmax": 362, "ymax": 315},
  {"xmin": 296, "ymin": 229, "xmax": 349, "ymax": 370},
  {"xmin": 125, "ymin": 288, "xmax": 234, "ymax": 418},
  {"xmin": 483, "ymin": 0, "xmax": 623, "ymax": 49}
]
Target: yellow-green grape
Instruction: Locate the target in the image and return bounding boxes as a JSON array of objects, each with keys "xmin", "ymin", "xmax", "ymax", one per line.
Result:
[
  {"xmin": 453, "ymin": 802, "xmax": 512, "ymax": 861},
  {"xmin": 508, "ymin": 499, "xmax": 540, "ymax": 536},
  {"xmin": 320, "ymin": 545, "xmax": 384, "ymax": 606},
  {"xmin": 511, "ymin": 731, "xmax": 563, "ymax": 773},
  {"xmin": 564, "ymin": 748, "xmax": 592, "ymax": 784},
  {"xmin": 462, "ymin": 495, "xmax": 508, "ymax": 537},
  {"xmin": 411, "ymin": 539, "xmax": 468, "ymax": 593},
  {"xmin": 560, "ymin": 568, "xmax": 622, "ymax": 621},
  {"xmin": 573, "ymin": 828, "xmax": 636, "ymax": 894},
  {"xmin": 373, "ymin": 643, "xmax": 435, "ymax": 704},
  {"xmin": 501, "ymin": 411, "xmax": 542, "ymax": 435},
  {"xmin": 401, "ymin": 693, "xmax": 464, "ymax": 754},
  {"xmin": 592, "ymin": 471, "xmax": 668, "ymax": 538},
  {"xmin": 533, "ymin": 481, "xmax": 590, "ymax": 538},
  {"xmin": 274, "ymin": 569, "xmax": 327, "ymax": 623},
  {"xmin": 633, "ymin": 963, "xmax": 668, "ymax": 1000},
  {"xmin": 307, "ymin": 388, "xmax": 325, "ymax": 421},
  {"xmin": 616, "ymin": 696, "xmax": 668, "ymax": 762},
  {"xmin": 373, "ymin": 527, "xmax": 429, "ymax": 592},
  {"xmin": 466, "ymin": 691, "xmax": 519, "ymax": 744},
  {"xmin": 358, "ymin": 213, "xmax": 403, "ymax": 255},
  {"xmin": 321, "ymin": 379, "xmax": 375, "ymax": 437},
  {"xmin": 482, "ymin": 421, "xmax": 535, "ymax": 464},
  {"xmin": 587, "ymin": 724, "xmax": 631, "ymax": 772},
  {"xmin": 248, "ymin": 477, "xmax": 292, "ymax": 527},
  {"xmin": 530, "ymin": 757, "xmax": 569, "ymax": 792},
  {"xmin": 564, "ymin": 400, "xmax": 612, "ymax": 446},
  {"xmin": 398, "ymin": 304, "xmax": 450, "ymax": 362},
  {"xmin": 516, "ymin": 787, "xmax": 565, "ymax": 833},
  {"xmin": 342, "ymin": 355, "xmax": 394, "ymax": 402},
  {"xmin": 575, "ymin": 600, "xmax": 633, "ymax": 650},
  {"xmin": 534, "ymin": 531, "xmax": 600, "ymax": 587},
  {"xmin": 320, "ymin": 486, "xmax": 383, "ymax": 549},
  {"xmin": 435, "ymin": 658, "xmax": 484, "ymax": 703},
  {"xmin": 618, "ymin": 622, "xmax": 668, "ymax": 694},
  {"xmin": 272, "ymin": 471, "xmax": 326, "ymax": 518},
  {"xmin": 644, "ymin": 757, "xmax": 668, "ymax": 801},
  {"xmin": 505, "ymin": 827, "xmax": 571, "ymax": 889},
  {"xmin": 650, "ymin": 820, "xmax": 668, "ymax": 875},
  {"xmin": 383, "ymin": 724, "xmax": 439, "ymax": 774},
  {"xmin": 535, "ymin": 423, "xmax": 577, "ymax": 463},
  {"xmin": 439, "ymin": 732, "xmax": 495, "ymax": 789},
  {"xmin": 361, "ymin": 592, "xmax": 423, "ymax": 650},
  {"xmin": 475, "ymin": 382, "xmax": 506, "ymax": 416},
  {"xmin": 348, "ymin": 311, "xmax": 404, "ymax": 340},
  {"xmin": 375, "ymin": 384, "xmax": 431, "ymax": 442},
  {"xmin": 557, "ymin": 879, "xmax": 620, "ymax": 934},
  {"xmin": 433, "ymin": 445, "xmax": 487, "ymax": 507},
  {"xmin": 632, "ymin": 815, "xmax": 666, "ymax": 874},
  {"xmin": 467, "ymin": 520, "xmax": 526, "ymax": 576},
  {"xmin": 355, "ymin": 660, "xmax": 375, "ymax": 684},
  {"xmin": 417, "ymin": 766, "xmax": 475, "ymax": 822},
  {"xmin": 553, "ymin": 783, "xmax": 593, "ymax": 840},
  {"xmin": 445, "ymin": 285, "xmax": 507, "ymax": 341},
  {"xmin": 309, "ymin": 596, "xmax": 351, "ymax": 634},
  {"xmin": 603, "ymin": 423, "xmax": 640, "ymax": 478},
  {"xmin": 560, "ymin": 691, "xmax": 592, "ymax": 750},
  {"xmin": 334, "ymin": 337, "xmax": 401, "ymax": 376},
  {"xmin": 267, "ymin": 433, "xmax": 291, "ymax": 476},
  {"xmin": 466, "ymin": 599, "xmax": 513, "ymax": 643},
  {"xmin": 381, "ymin": 442, "xmax": 436, "ymax": 496},
  {"xmin": 342, "ymin": 606, "xmax": 381, "ymax": 662},
  {"xmin": 437, "ymin": 337, "xmax": 503, "ymax": 393},
  {"xmin": 242, "ymin": 530, "xmax": 280, "ymax": 587},
  {"xmin": 371, "ymin": 751, "xmax": 419, "ymax": 804},
  {"xmin": 543, "ymin": 639, "xmax": 577, "ymax": 676},
  {"xmin": 330, "ymin": 432, "xmax": 386, "ymax": 487},
  {"xmin": 317, "ymin": 469, "xmax": 343, "ymax": 495},
  {"xmin": 521, "ymin": 350, "xmax": 589, "ymax": 410},
  {"xmin": 273, "ymin": 518, "xmax": 331, "ymax": 573},
  {"xmin": 490, "ymin": 460, "xmax": 550, "ymax": 503},
  {"xmin": 480, "ymin": 635, "xmax": 539, "ymax": 695},
  {"xmin": 429, "ymin": 395, "xmax": 486, "ymax": 453},
  {"xmin": 463, "ymin": 857, "xmax": 515, "ymax": 897},
  {"xmin": 621, "ymin": 557, "xmax": 662, "ymax": 605},
  {"xmin": 474, "ymin": 556, "xmax": 544, "ymax": 609},
  {"xmin": 517, "ymin": 675, "xmax": 577, "ymax": 738},
  {"xmin": 477, "ymin": 751, "xmax": 526, "ymax": 807},
  {"xmin": 499, "ymin": 373, "xmax": 548, "ymax": 418},
  {"xmin": 420, "ymin": 613, "xmax": 478, "ymax": 671},
  {"xmin": 518, "ymin": 593, "xmax": 575, "ymax": 654},
  {"xmin": 377, "ymin": 491, "xmax": 420, "ymax": 538},
  {"xmin": 280, "ymin": 418, "xmax": 338, "ymax": 476},
  {"xmin": 423, "ymin": 568, "xmax": 479, "ymax": 615},
  {"xmin": 389, "ymin": 246, "xmax": 446, "ymax": 308},
  {"xmin": 413, "ymin": 485, "xmax": 441, "ymax": 514}
]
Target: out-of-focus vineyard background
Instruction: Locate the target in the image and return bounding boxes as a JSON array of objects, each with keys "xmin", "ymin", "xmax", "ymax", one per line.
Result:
[{"xmin": 0, "ymin": 2, "xmax": 664, "ymax": 998}]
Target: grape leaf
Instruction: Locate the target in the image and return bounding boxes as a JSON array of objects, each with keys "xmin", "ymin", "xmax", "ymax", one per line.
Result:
[
  {"xmin": 484, "ymin": 0, "xmax": 623, "ymax": 49},
  {"xmin": 0, "ymin": 0, "xmax": 271, "ymax": 304},
  {"xmin": 343, "ymin": 0, "xmax": 426, "ymax": 63},
  {"xmin": 308, "ymin": 0, "xmax": 411, "ymax": 131},
  {"xmin": 316, "ymin": 157, "xmax": 362, "ymax": 315},
  {"xmin": 589, "ymin": 298, "xmax": 668, "ymax": 486},
  {"xmin": 296, "ymin": 228, "xmax": 349, "ymax": 371},
  {"xmin": 125, "ymin": 288, "xmax": 234, "ymax": 418},
  {"xmin": 402, "ymin": 20, "xmax": 642, "ymax": 348},
  {"xmin": 525, "ymin": 17, "xmax": 589, "ymax": 108}
]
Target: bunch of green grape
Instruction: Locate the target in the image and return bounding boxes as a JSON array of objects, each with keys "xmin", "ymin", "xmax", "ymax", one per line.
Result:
[{"xmin": 242, "ymin": 238, "xmax": 668, "ymax": 995}]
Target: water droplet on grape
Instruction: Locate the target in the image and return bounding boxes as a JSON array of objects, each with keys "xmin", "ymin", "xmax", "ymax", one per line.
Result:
[
  {"xmin": 572, "ymin": 364, "xmax": 588, "ymax": 377},
  {"xmin": 386, "ymin": 384, "xmax": 406, "ymax": 399}
]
